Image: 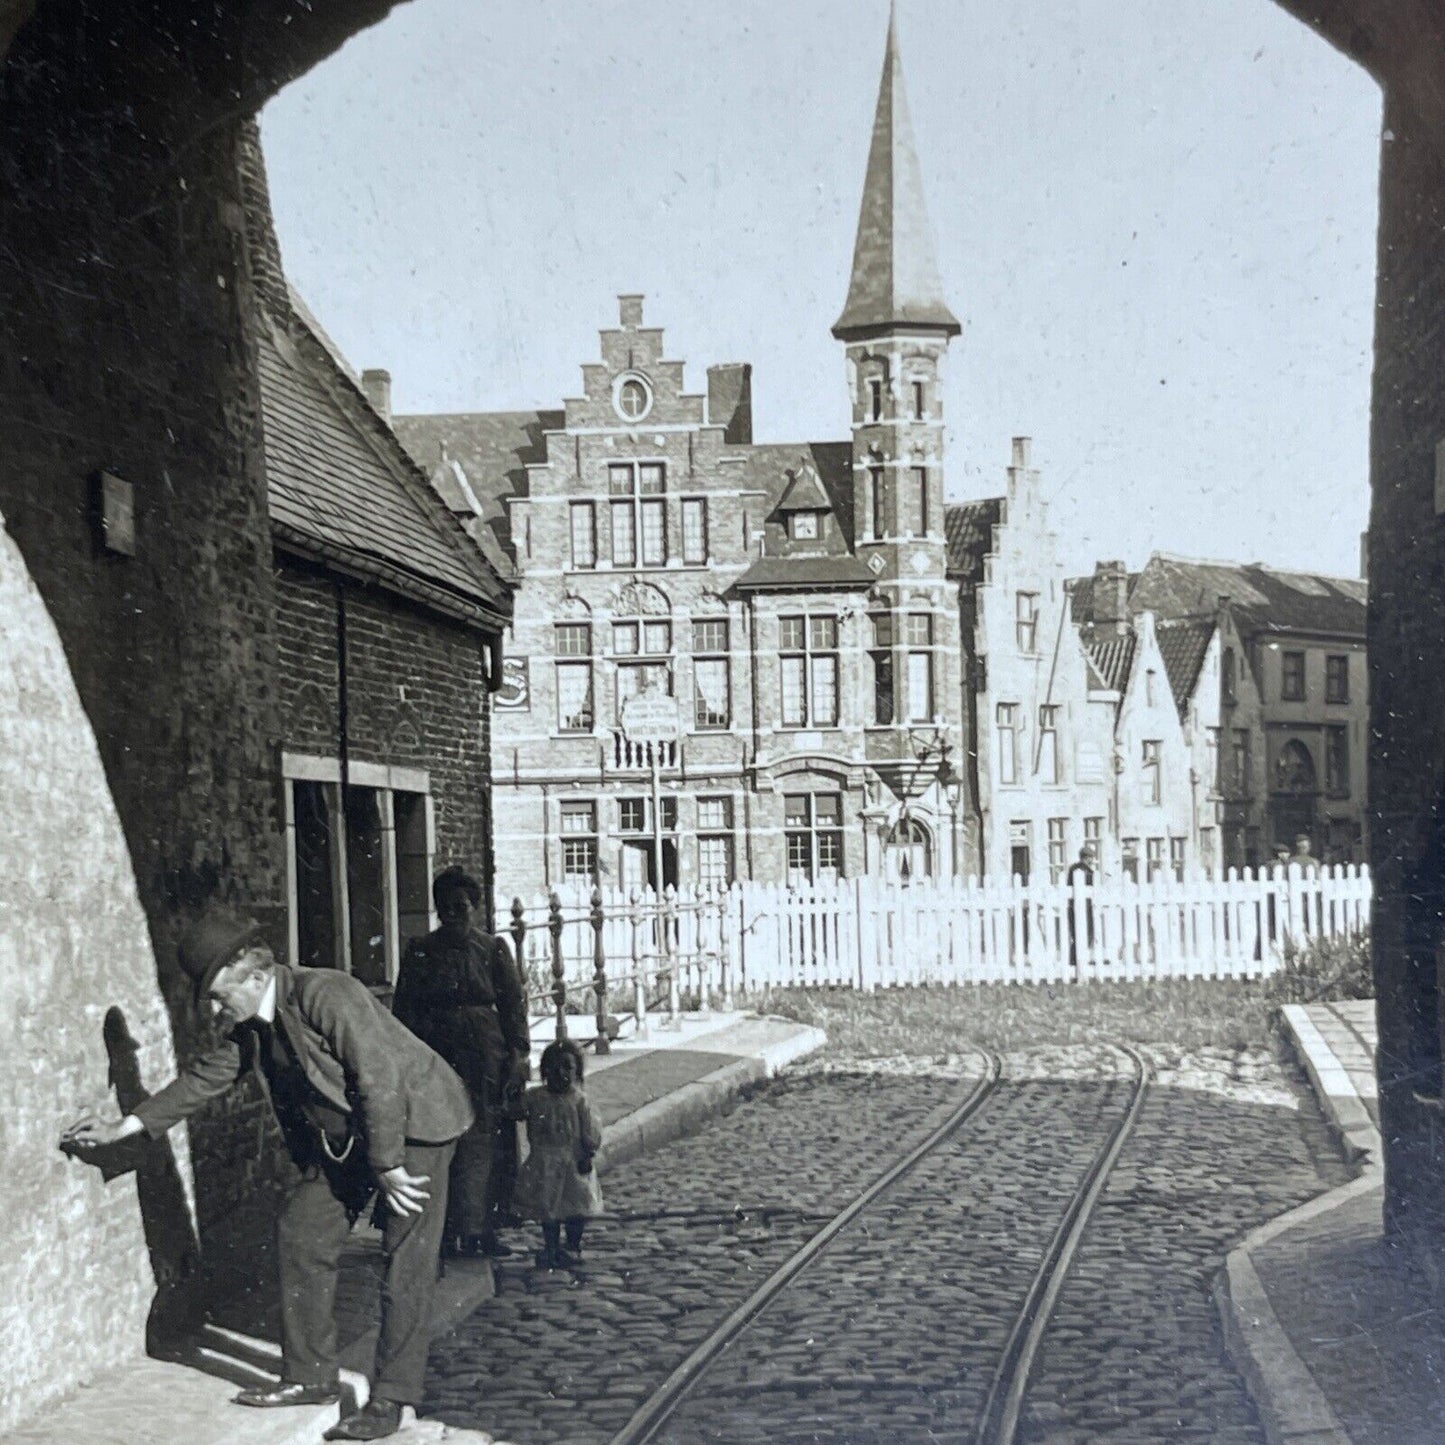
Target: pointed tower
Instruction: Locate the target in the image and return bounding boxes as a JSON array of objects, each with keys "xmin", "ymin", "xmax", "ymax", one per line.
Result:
[
  {"xmin": 840, "ymin": 6, "xmax": 962, "ymax": 867},
  {"xmin": 836, "ymin": 3, "xmax": 958, "ymax": 576}
]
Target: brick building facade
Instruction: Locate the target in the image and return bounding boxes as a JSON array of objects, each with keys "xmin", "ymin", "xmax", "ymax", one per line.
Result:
[
  {"xmin": 395, "ymin": 10, "xmax": 1358, "ymax": 902},
  {"xmin": 0, "ymin": 3, "xmax": 414, "ymax": 1430}
]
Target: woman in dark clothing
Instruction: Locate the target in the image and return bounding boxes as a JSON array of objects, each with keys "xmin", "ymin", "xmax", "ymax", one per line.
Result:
[{"xmin": 392, "ymin": 866, "xmax": 531, "ymax": 1256}]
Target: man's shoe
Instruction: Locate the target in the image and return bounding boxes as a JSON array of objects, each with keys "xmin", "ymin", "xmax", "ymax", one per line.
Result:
[
  {"xmin": 234, "ymin": 1382, "xmax": 340, "ymax": 1408},
  {"xmin": 323, "ymin": 1398, "xmax": 404, "ymax": 1441}
]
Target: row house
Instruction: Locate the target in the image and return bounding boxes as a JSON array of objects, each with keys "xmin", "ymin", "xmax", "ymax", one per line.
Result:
[{"xmin": 1073, "ymin": 555, "xmax": 1367, "ymax": 866}]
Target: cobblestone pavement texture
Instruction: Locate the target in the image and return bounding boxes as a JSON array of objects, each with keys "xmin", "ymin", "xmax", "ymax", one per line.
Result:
[{"xmin": 420, "ymin": 1045, "xmax": 1348, "ymax": 1445}]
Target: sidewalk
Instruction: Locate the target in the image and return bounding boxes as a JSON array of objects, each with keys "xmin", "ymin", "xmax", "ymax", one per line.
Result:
[
  {"xmin": 2, "ymin": 1011, "xmax": 823, "ymax": 1445},
  {"xmin": 1218, "ymin": 999, "xmax": 1445, "ymax": 1444}
]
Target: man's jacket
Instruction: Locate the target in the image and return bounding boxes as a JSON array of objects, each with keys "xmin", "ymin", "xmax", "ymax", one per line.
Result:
[{"xmin": 133, "ymin": 964, "xmax": 474, "ymax": 1172}]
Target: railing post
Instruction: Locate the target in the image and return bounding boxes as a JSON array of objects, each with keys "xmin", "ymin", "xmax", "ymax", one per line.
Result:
[
  {"xmin": 548, "ymin": 889, "xmax": 567, "ymax": 1042},
  {"xmin": 591, "ymin": 885, "xmax": 610, "ymax": 1055},
  {"xmin": 630, "ymin": 887, "xmax": 648, "ymax": 1038},
  {"xmin": 510, "ymin": 897, "xmax": 527, "ymax": 988},
  {"xmin": 665, "ymin": 885, "xmax": 681, "ymax": 1023},
  {"xmin": 698, "ymin": 884, "xmax": 714, "ymax": 1016},
  {"xmin": 719, "ymin": 884, "xmax": 735, "ymax": 1011}
]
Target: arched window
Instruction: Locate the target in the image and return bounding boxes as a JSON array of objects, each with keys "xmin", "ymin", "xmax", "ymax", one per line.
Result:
[
  {"xmin": 885, "ymin": 818, "xmax": 933, "ymax": 884},
  {"xmin": 1274, "ymin": 739, "xmax": 1318, "ymax": 795}
]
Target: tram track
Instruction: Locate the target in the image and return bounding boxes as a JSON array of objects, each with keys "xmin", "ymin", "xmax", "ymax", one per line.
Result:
[{"xmin": 605, "ymin": 1045, "xmax": 1150, "ymax": 1445}]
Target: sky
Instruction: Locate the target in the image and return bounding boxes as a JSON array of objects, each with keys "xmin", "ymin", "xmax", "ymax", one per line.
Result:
[{"xmin": 261, "ymin": 0, "xmax": 1382, "ymax": 580}]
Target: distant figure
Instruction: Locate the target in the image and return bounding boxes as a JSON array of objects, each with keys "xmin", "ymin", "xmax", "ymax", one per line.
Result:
[
  {"xmin": 1066, "ymin": 843, "xmax": 1098, "ymax": 890},
  {"xmin": 392, "ymin": 867, "xmax": 531, "ymax": 1259},
  {"xmin": 514, "ymin": 1039, "xmax": 604, "ymax": 1271},
  {"xmin": 1271, "ymin": 843, "xmax": 1292, "ymax": 875},
  {"xmin": 1066, "ymin": 844, "xmax": 1098, "ymax": 971},
  {"xmin": 1290, "ymin": 834, "xmax": 1323, "ymax": 877}
]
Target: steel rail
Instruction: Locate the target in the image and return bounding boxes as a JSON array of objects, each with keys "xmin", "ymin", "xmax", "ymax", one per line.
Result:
[
  {"xmin": 972, "ymin": 1043, "xmax": 1151, "ymax": 1445},
  {"xmin": 606, "ymin": 1051, "xmax": 1005, "ymax": 1445}
]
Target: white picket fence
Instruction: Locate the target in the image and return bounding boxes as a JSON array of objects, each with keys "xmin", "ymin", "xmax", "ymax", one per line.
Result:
[{"xmin": 507, "ymin": 865, "xmax": 1371, "ymax": 1009}]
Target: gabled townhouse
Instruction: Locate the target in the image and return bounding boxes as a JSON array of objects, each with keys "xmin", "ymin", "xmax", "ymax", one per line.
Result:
[
  {"xmin": 947, "ymin": 443, "xmax": 1116, "ymax": 882},
  {"xmin": 1074, "ymin": 554, "xmax": 1367, "ymax": 863}
]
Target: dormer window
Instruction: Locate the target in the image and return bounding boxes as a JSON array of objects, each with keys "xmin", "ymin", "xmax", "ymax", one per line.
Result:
[{"xmin": 791, "ymin": 511, "xmax": 822, "ymax": 541}]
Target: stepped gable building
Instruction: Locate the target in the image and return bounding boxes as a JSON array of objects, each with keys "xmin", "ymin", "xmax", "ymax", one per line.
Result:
[
  {"xmin": 397, "ymin": 12, "xmax": 974, "ymax": 902},
  {"xmin": 946, "ymin": 445, "xmax": 1119, "ymax": 883},
  {"xmin": 1073, "ymin": 554, "xmax": 1367, "ymax": 865}
]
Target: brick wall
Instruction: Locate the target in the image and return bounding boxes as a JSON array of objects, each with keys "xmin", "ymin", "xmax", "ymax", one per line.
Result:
[
  {"xmin": 276, "ymin": 557, "xmax": 494, "ymax": 906},
  {"xmin": 1365, "ymin": 96, "xmax": 1445, "ymax": 1252}
]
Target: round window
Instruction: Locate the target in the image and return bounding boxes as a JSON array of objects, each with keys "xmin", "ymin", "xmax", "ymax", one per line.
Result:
[{"xmin": 614, "ymin": 373, "xmax": 653, "ymax": 422}]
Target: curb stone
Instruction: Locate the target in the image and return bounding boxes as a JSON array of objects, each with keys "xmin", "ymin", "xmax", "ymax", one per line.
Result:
[{"xmin": 1214, "ymin": 1005, "xmax": 1382, "ymax": 1445}]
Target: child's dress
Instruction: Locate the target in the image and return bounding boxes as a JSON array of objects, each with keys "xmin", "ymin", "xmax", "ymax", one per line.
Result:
[{"xmin": 514, "ymin": 1084, "xmax": 604, "ymax": 1221}]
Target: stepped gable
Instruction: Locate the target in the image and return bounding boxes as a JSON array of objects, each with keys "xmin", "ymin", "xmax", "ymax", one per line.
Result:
[
  {"xmin": 832, "ymin": 3, "xmax": 960, "ymax": 340},
  {"xmin": 944, "ymin": 498, "xmax": 1004, "ymax": 581},
  {"xmin": 259, "ymin": 305, "xmax": 510, "ymax": 625}
]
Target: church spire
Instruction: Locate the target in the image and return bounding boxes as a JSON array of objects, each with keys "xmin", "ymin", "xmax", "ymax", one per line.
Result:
[{"xmin": 832, "ymin": 4, "xmax": 960, "ymax": 341}]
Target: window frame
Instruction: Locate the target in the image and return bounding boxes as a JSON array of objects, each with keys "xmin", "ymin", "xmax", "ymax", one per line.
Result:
[
  {"xmin": 1015, "ymin": 592, "xmax": 1040, "ymax": 655},
  {"xmin": 1325, "ymin": 654, "xmax": 1350, "ymax": 705},
  {"xmin": 1281, "ymin": 650, "xmax": 1307, "ymax": 702},
  {"xmin": 283, "ymin": 754, "xmax": 433, "ymax": 989},
  {"xmin": 569, "ymin": 501, "xmax": 596, "ymax": 569},
  {"xmin": 783, "ymin": 792, "xmax": 845, "ymax": 885},
  {"xmin": 1142, "ymin": 739, "xmax": 1162, "ymax": 806},
  {"xmin": 559, "ymin": 800, "xmax": 599, "ymax": 883},
  {"xmin": 779, "ymin": 613, "xmax": 840, "ymax": 729},
  {"xmin": 555, "ymin": 622, "xmax": 595, "ymax": 734},
  {"xmin": 607, "ymin": 460, "xmax": 668, "ymax": 569},
  {"xmin": 996, "ymin": 702, "xmax": 1021, "ymax": 786},
  {"xmin": 905, "ymin": 612, "xmax": 934, "ymax": 723},
  {"xmin": 692, "ymin": 616, "xmax": 731, "ymax": 730},
  {"xmin": 681, "ymin": 497, "xmax": 709, "ymax": 564},
  {"xmin": 1038, "ymin": 704, "xmax": 1061, "ymax": 785}
]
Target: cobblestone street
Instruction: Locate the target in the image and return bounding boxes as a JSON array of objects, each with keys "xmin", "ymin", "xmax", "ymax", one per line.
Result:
[{"xmin": 421, "ymin": 1045, "xmax": 1350, "ymax": 1445}]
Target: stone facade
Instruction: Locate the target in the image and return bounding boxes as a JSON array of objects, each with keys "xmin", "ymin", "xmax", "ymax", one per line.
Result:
[{"xmin": 0, "ymin": 0, "xmax": 412, "ymax": 1426}]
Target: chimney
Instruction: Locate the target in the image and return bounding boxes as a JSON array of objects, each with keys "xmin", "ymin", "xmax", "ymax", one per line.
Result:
[
  {"xmin": 619, "ymin": 294, "xmax": 645, "ymax": 328},
  {"xmin": 362, "ymin": 368, "xmax": 392, "ymax": 424},
  {"xmin": 707, "ymin": 363, "xmax": 753, "ymax": 445},
  {"xmin": 1011, "ymin": 436, "xmax": 1031, "ymax": 469},
  {"xmin": 1093, "ymin": 559, "xmax": 1130, "ymax": 632}
]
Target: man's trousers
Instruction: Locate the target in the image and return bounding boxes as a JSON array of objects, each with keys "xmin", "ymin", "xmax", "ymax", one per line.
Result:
[{"xmin": 276, "ymin": 1138, "xmax": 455, "ymax": 1406}]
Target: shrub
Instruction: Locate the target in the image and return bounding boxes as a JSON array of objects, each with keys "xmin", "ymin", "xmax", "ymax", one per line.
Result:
[{"xmin": 1262, "ymin": 930, "xmax": 1373, "ymax": 1005}]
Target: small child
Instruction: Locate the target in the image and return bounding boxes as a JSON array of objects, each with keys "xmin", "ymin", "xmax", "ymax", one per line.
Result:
[{"xmin": 513, "ymin": 1038, "xmax": 604, "ymax": 1269}]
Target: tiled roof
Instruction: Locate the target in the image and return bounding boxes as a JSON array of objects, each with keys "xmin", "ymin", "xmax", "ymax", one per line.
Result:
[
  {"xmin": 1071, "ymin": 556, "xmax": 1367, "ymax": 640},
  {"xmin": 393, "ymin": 409, "xmax": 563, "ymax": 558},
  {"xmin": 1155, "ymin": 618, "xmax": 1216, "ymax": 716},
  {"xmin": 832, "ymin": 10, "xmax": 960, "ymax": 341},
  {"xmin": 773, "ymin": 461, "xmax": 833, "ymax": 513},
  {"xmin": 731, "ymin": 556, "xmax": 877, "ymax": 591},
  {"xmin": 944, "ymin": 499, "xmax": 1004, "ymax": 580},
  {"xmin": 1125, "ymin": 556, "xmax": 1365, "ymax": 639},
  {"xmin": 745, "ymin": 442, "xmax": 856, "ymax": 547},
  {"xmin": 259, "ymin": 316, "xmax": 510, "ymax": 626},
  {"xmin": 1086, "ymin": 631, "xmax": 1136, "ymax": 693}
]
